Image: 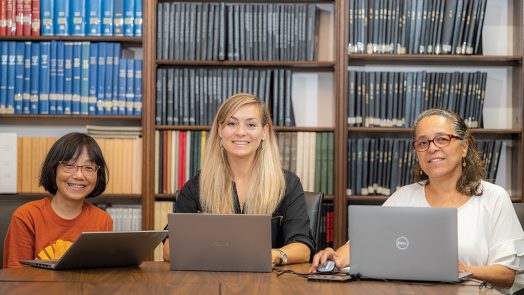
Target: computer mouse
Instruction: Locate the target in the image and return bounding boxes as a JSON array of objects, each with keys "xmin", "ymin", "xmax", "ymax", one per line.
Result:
[{"xmin": 317, "ymin": 260, "xmax": 336, "ymax": 273}]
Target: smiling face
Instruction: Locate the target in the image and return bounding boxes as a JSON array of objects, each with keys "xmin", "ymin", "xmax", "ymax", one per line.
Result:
[
  {"xmin": 218, "ymin": 104, "xmax": 268, "ymax": 162},
  {"xmin": 415, "ymin": 115, "xmax": 468, "ymax": 182},
  {"xmin": 54, "ymin": 147, "xmax": 98, "ymax": 203}
]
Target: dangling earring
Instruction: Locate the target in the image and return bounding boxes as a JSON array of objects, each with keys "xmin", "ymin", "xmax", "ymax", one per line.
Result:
[
  {"xmin": 259, "ymin": 139, "xmax": 264, "ymax": 150},
  {"xmin": 462, "ymin": 158, "xmax": 466, "ymax": 168},
  {"xmin": 419, "ymin": 169, "xmax": 424, "ymax": 176}
]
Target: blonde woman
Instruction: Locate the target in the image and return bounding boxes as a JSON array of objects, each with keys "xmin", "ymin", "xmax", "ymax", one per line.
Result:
[{"xmin": 163, "ymin": 93, "xmax": 314, "ymax": 265}]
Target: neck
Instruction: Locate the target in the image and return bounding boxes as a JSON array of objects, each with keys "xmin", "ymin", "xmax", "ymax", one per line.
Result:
[
  {"xmin": 51, "ymin": 195, "xmax": 84, "ymax": 220},
  {"xmin": 425, "ymin": 178, "xmax": 469, "ymax": 208},
  {"xmin": 228, "ymin": 156, "xmax": 255, "ymax": 182}
]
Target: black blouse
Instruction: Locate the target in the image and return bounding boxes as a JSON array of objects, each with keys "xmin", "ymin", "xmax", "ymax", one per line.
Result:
[{"xmin": 174, "ymin": 170, "xmax": 315, "ymax": 253}]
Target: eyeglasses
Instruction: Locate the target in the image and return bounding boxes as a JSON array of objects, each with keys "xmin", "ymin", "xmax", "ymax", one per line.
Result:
[
  {"xmin": 412, "ymin": 134, "xmax": 463, "ymax": 152},
  {"xmin": 58, "ymin": 161, "xmax": 100, "ymax": 176}
]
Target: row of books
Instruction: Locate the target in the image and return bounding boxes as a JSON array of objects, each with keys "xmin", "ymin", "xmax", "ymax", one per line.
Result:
[
  {"xmin": 317, "ymin": 202, "xmax": 334, "ymax": 250},
  {"xmin": 41, "ymin": 0, "xmax": 142, "ymax": 36},
  {"xmin": 0, "ymin": 0, "xmax": 40, "ymax": 36},
  {"xmin": 154, "ymin": 130, "xmax": 334, "ymax": 196},
  {"xmin": 156, "ymin": 2, "xmax": 318, "ymax": 61},
  {"xmin": 0, "ymin": 41, "xmax": 143, "ymax": 116},
  {"xmin": 347, "ymin": 71, "xmax": 487, "ymax": 128},
  {"xmin": 153, "ymin": 201, "xmax": 173, "ymax": 261},
  {"xmin": 155, "ymin": 67, "xmax": 294, "ymax": 126},
  {"xmin": 15, "ymin": 135, "xmax": 142, "ymax": 194},
  {"xmin": 276, "ymin": 132, "xmax": 334, "ymax": 195},
  {"xmin": 105, "ymin": 205, "xmax": 142, "ymax": 232},
  {"xmin": 346, "ymin": 137, "xmax": 503, "ymax": 196},
  {"xmin": 348, "ymin": 0, "xmax": 487, "ymax": 55}
]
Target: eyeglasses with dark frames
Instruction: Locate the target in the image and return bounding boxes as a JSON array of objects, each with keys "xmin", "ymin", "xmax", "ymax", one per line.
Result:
[
  {"xmin": 58, "ymin": 161, "xmax": 100, "ymax": 176},
  {"xmin": 412, "ymin": 134, "xmax": 463, "ymax": 152}
]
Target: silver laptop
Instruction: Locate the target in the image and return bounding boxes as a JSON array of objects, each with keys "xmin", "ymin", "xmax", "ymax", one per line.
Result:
[
  {"xmin": 348, "ymin": 205, "xmax": 470, "ymax": 282},
  {"xmin": 168, "ymin": 213, "xmax": 272, "ymax": 272},
  {"xmin": 20, "ymin": 231, "xmax": 168, "ymax": 270}
]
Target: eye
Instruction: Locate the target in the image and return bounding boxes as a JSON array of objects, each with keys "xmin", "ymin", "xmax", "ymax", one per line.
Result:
[
  {"xmin": 435, "ymin": 136, "xmax": 450, "ymax": 145},
  {"xmin": 64, "ymin": 163, "xmax": 76, "ymax": 170},
  {"xmin": 227, "ymin": 121, "xmax": 237, "ymax": 127},
  {"xmin": 248, "ymin": 123, "xmax": 257, "ymax": 128},
  {"xmin": 83, "ymin": 166, "xmax": 96, "ymax": 173}
]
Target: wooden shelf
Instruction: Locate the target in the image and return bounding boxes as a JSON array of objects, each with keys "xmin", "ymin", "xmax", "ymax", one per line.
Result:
[
  {"xmin": 156, "ymin": 60, "xmax": 335, "ymax": 71},
  {"xmin": 0, "ymin": 36, "xmax": 142, "ymax": 43},
  {"xmin": 0, "ymin": 194, "xmax": 141, "ymax": 205},
  {"xmin": 0, "ymin": 114, "xmax": 141, "ymax": 120},
  {"xmin": 156, "ymin": 125, "xmax": 335, "ymax": 132},
  {"xmin": 348, "ymin": 54, "xmax": 522, "ymax": 66},
  {"xmin": 347, "ymin": 127, "xmax": 521, "ymax": 139}
]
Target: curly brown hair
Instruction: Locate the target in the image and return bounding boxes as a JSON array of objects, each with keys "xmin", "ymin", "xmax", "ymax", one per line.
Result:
[{"xmin": 412, "ymin": 109, "xmax": 485, "ymax": 196}]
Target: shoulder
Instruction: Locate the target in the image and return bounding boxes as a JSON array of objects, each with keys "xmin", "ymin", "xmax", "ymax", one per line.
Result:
[
  {"xmin": 477, "ymin": 180, "xmax": 512, "ymax": 207},
  {"xmin": 83, "ymin": 202, "xmax": 112, "ymax": 219},
  {"xmin": 283, "ymin": 169, "xmax": 300, "ymax": 186},
  {"xmin": 384, "ymin": 182, "xmax": 426, "ymax": 206},
  {"xmin": 12, "ymin": 197, "xmax": 49, "ymax": 219}
]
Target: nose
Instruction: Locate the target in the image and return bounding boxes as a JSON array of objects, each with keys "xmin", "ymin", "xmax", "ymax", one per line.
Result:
[
  {"xmin": 72, "ymin": 167, "xmax": 86, "ymax": 178},
  {"xmin": 234, "ymin": 123, "xmax": 247, "ymax": 136},
  {"xmin": 427, "ymin": 140, "xmax": 439, "ymax": 152}
]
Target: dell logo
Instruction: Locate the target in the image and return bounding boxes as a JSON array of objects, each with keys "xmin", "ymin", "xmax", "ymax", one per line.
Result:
[{"xmin": 396, "ymin": 236, "xmax": 409, "ymax": 250}]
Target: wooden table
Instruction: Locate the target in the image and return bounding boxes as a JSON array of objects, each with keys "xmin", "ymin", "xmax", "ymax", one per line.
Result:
[{"xmin": 0, "ymin": 262, "xmax": 500, "ymax": 294}]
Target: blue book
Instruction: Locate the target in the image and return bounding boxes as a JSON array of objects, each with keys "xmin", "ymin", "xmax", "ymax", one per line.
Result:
[
  {"xmin": 55, "ymin": 0, "xmax": 70, "ymax": 36},
  {"xmin": 63, "ymin": 42, "xmax": 74, "ymax": 114},
  {"xmin": 134, "ymin": 59, "xmax": 142, "ymax": 115},
  {"xmin": 123, "ymin": 0, "xmax": 135, "ymax": 36},
  {"xmin": 55, "ymin": 42, "xmax": 65, "ymax": 114},
  {"xmin": 14, "ymin": 42, "xmax": 24, "ymax": 114},
  {"xmin": 6, "ymin": 42, "xmax": 16, "ymax": 114},
  {"xmin": 88, "ymin": 43, "xmax": 98, "ymax": 115},
  {"xmin": 80, "ymin": 42, "xmax": 90, "ymax": 115},
  {"xmin": 134, "ymin": 0, "xmax": 143, "ymax": 36},
  {"xmin": 0, "ymin": 42, "xmax": 7, "ymax": 114},
  {"xmin": 49, "ymin": 41, "xmax": 58, "ymax": 114},
  {"xmin": 117, "ymin": 58, "xmax": 127, "ymax": 115},
  {"xmin": 71, "ymin": 42, "xmax": 82, "ymax": 115},
  {"xmin": 102, "ymin": 0, "xmax": 114, "ymax": 36},
  {"xmin": 87, "ymin": 0, "xmax": 102, "ymax": 36},
  {"xmin": 111, "ymin": 43, "xmax": 120, "ymax": 114},
  {"xmin": 71, "ymin": 0, "xmax": 86, "ymax": 36},
  {"xmin": 125, "ymin": 59, "xmax": 134, "ymax": 115},
  {"xmin": 39, "ymin": 42, "xmax": 51, "ymax": 115},
  {"xmin": 22, "ymin": 42, "xmax": 31, "ymax": 114},
  {"xmin": 41, "ymin": 0, "xmax": 54, "ymax": 35},
  {"xmin": 30, "ymin": 43, "xmax": 40, "ymax": 114},
  {"xmin": 113, "ymin": 0, "xmax": 124, "ymax": 36},
  {"xmin": 96, "ymin": 42, "xmax": 106, "ymax": 115},
  {"xmin": 104, "ymin": 42, "xmax": 114, "ymax": 114}
]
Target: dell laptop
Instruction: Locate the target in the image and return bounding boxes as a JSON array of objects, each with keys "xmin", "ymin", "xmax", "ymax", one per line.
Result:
[
  {"xmin": 348, "ymin": 205, "xmax": 470, "ymax": 282},
  {"xmin": 20, "ymin": 230, "xmax": 168, "ymax": 270},
  {"xmin": 168, "ymin": 213, "xmax": 272, "ymax": 272}
]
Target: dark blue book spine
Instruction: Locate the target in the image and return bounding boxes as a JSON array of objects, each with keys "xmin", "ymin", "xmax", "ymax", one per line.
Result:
[
  {"xmin": 80, "ymin": 42, "xmax": 90, "ymax": 115},
  {"xmin": 88, "ymin": 43, "xmax": 98, "ymax": 115},
  {"xmin": 6, "ymin": 42, "xmax": 16, "ymax": 114},
  {"xmin": 49, "ymin": 41, "xmax": 57, "ymax": 114},
  {"xmin": 14, "ymin": 42, "xmax": 24, "ymax": 114},
  {"xmin": 111, "ymin": 43, "xmax": 121, "ymax": 114},
  {"xmin": 41, "ymin": 0, "xmax": 54, "ymax": 35},
  {"xmin": 39, "ymin": 42, "xmax": 51, "ymax": 114},
  {"xmin": 125, "ymin": 59, "xmax": 134, "ymax": 115},
  {"xmin": 104, "ymin": 42, "xmax": 114, "ymax": 114},
  {"xmin": 123, "ymin": 0, "xmax": 135, "ymax": 36},
  {"xmin": 55, "ymin": 42, "xmax": 65, "ymax": 114},
  {"xmin": 0, "ymin": 42, "xmax": 7, "ymax": 113},
  {"xmin": 87, "ymin": 0, "xmax": 102, "ymax": 36},
  {"xmin": 102, "ymin": 0, "xmax": 114, "ymax": 36},
  {"xmin": 134, "ymin": 59, "xmax": 142, "ymax": 115},
  {"xmin": 96, "ymin": 42, "xmax": 106, "ymax": 114},
  {"xmin": 63, "ymin": 42, "xmax": 73, "ymax": 114},
  {"xmin": 55, "ymin": 0, "xmax": 70, "ymax": 36},
  {"xmin": 22, "ymin": 42, "xmax": 31, "ymax": 114},
  {"xmin": 71, "ymin": 0, "xmax": 86, "ymax": 36},
  {"xmin": 29, "ymin": 42, "xmax": 40, "ymax": 114},
  {"xmin": 134, "ymin": 0, "xmax": 143, "ymax": 36},
  {"xmin": 113, "ymin": 0, "xmax": 125, "ymax": 36},
  {"xmin": 71, "ymin": 42, "xmax": 82, "ymax": 114},
  {"xmin": 117, "ymin": 58, "xmax": 127, "ymax": 115}
]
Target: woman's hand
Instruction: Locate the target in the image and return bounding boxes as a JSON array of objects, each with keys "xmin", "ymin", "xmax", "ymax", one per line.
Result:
[
  {"xmin": 271, "ymin": 249, "xmax": 281, "ymax": 265},
  {"xmin": 309, "ymin": 243, "xmax": 350, "ymax": 273}
]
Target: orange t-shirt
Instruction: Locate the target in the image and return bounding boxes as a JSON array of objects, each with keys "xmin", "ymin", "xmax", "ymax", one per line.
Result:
[{"xmin": 3, "ymin": 197, "xmax": 113, "ymax": 268}]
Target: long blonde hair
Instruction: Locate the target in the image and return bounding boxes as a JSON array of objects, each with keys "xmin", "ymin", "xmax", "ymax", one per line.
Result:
[{"xmin": 199, "ymin": 93, "xmax": 286, "ymax": 214}]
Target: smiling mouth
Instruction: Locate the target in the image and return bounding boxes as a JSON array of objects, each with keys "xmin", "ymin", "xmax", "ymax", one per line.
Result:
[
  {"xmin": 232, "ymin": 141, "xmax": 249, "ymax": 145},
  {"xmin": 68, "ymin": 183, "xmax": 87, "ymax": 189}
]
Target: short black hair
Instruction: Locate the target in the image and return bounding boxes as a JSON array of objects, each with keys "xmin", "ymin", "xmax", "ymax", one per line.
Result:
[{"xmin": 39, "ymin": 132, "xmax": 108, "ymax": 198}]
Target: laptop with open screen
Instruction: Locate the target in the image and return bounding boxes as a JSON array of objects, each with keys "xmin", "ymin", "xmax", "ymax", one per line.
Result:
[
  {"xmin": 20, "ymin": 230, "xmax": 168, "ymax": 270},
  {"xmin": 348, "ymin": 205, "xmax": 470, "ymax": 282},
  {"xmin": 168, "ymin": 213, "xmax": 272, "ymax": 272}
]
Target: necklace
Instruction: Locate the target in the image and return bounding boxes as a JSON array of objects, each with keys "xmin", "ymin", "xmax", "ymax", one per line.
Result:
[{"xmin": 240, "ymin": 201, "xmax": 245, "ymax": 213}]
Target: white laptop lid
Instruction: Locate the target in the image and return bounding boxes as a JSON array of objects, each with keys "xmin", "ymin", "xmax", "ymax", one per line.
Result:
[
  {"xmin": 20, "ymin": 231, "xmax": 168, "ymax": 270},
  {"xmin": 168, "ymin": 213, "xmax": 272, "ymax": 272},
  {"xmin": 348, "ymin": 205, "xmax": 459, "ymax": 282}
]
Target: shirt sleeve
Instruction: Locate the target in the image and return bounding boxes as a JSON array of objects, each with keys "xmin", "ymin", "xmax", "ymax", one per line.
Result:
[
  {"xmin": 3, "ymin": 209, "xmax": 36, "ymax": 268},
  {"xmin": 278, "ymin": 172, "xmax": 315, "ymax": 253}
]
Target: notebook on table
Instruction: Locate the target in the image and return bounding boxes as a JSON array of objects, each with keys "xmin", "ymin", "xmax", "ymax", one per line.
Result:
[
  {"xmin": 20, "ymin": 230, "xmax": 168, "ymax": 270},
  {"xmin": 168, "ymin": 213, "xmax": 272, "ymax": 272},
  {"xmin": 348, "ymin": 205, "xmax": 470, "ymax": 282}
]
